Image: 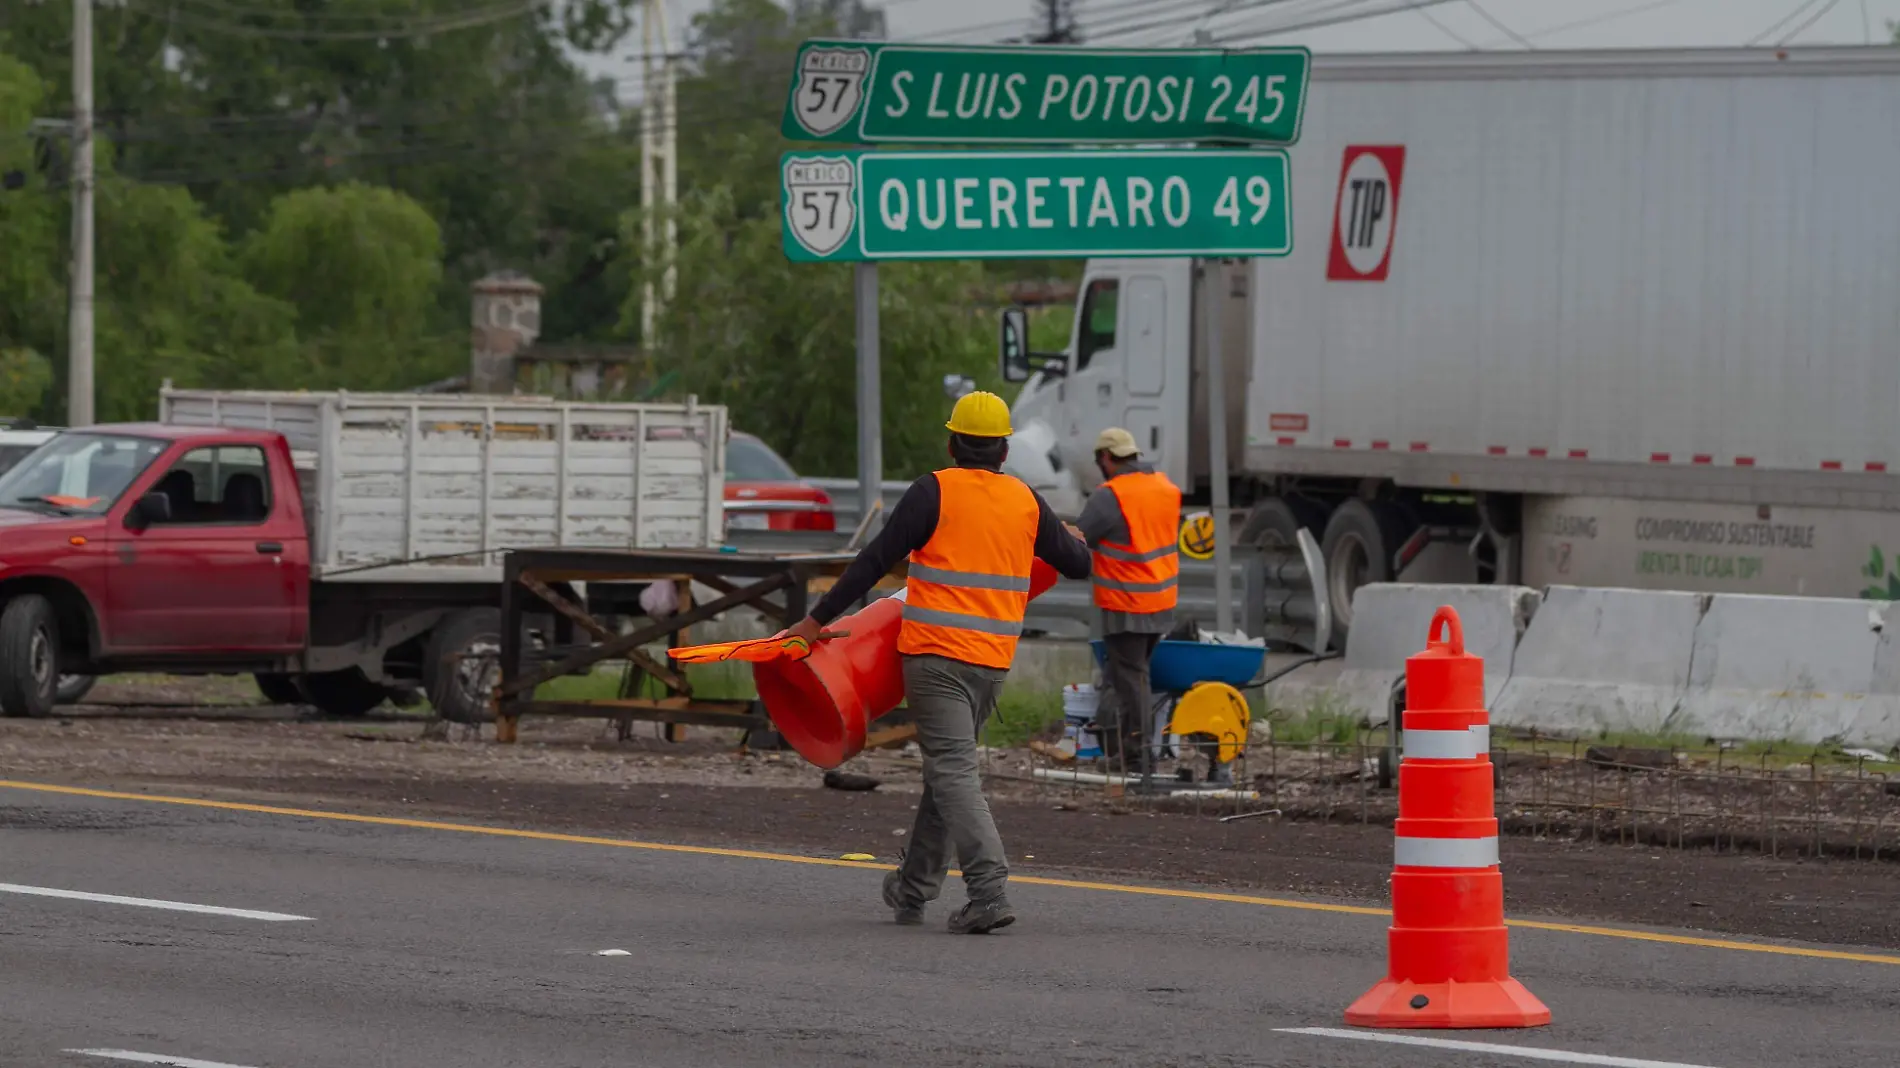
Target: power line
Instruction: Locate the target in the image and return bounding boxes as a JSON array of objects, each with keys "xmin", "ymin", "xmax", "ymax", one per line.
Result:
[
  {"xmin": 1087, "ymin": 0, "xmax": 1315, "ymax": 43},
  {"xmin": 1488, "ymin": 0, "xmax": 1688, "ymax": 44},
  {"xmin": 1774, "ymin": 0, "xmax": 1845, "ymax": 43},
  {"xmin": 1218, "ymin": 0, "xmax": 1463, "ymax": 43},
  {"xmin": 150, "ymin": 0, "xmax": 539, "ymax": 24},
  {"xmin": 1409, "ymin": 0, "xmax": 1482, "ymax": 48},
  {"xmin": 1747, "ymin": 0, "xmax": 1829, "ymax": 45},
  {"xmin": 1462, "ymin": 0, "xmax": 1535, "ymax": 48},
  {"xmin": 123, "ymin": 0, "xmax": 546, "ymax": 41}
]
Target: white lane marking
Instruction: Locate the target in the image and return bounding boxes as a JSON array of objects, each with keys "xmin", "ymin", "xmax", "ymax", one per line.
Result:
[
  {"xmin": 595, "ymin": 948, "xmax": 632, "ymax": 956},
  {"xmin": 1, "ymin": 883, "xmax": 311, "ymax": 922},
  {"xmin": 1277, "ymin": 1028, "xmax": 1728, "ymax": 1068},
  {"xmin": 66, "ymin": 1050, "xmax": 264, "ymax": 1068}
]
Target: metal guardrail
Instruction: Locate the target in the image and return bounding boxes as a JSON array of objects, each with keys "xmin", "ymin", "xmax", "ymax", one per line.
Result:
[
  {"xmin": 724, "ymin": 525, "xmax": 1241, "ymax": 641},
  {"xmin": 805, "ymin": 476, "xmax": 911, "ymax": 532},
  {"xmin": 761, "ymin": 477, "xmax": 1328, "ymax": 648}
]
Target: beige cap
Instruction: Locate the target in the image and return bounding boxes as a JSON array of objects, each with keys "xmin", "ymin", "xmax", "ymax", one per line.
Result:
[{"xmin": 1093, "ymin": 427, "xmax": 1140, "ymax": 459}]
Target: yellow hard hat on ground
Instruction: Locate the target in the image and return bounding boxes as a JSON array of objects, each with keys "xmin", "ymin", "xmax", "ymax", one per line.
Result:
[{"xmin": 946, "ymin": 390, "xmax": 1013, "ymax": 437}]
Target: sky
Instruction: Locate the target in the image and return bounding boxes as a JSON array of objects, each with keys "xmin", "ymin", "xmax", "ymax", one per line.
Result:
[{"xmin": 576, "ymin": 0, "xmax": 1900, "ymax": 93}]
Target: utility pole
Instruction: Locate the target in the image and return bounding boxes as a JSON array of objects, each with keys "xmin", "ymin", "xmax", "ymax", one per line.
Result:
[
  {"xmin": 1029, "ymin": 0, "xmax": 1080, "ymax": 44},
  {"xmin": 68, "ymin": 0, "xmax": 95, "ymax": 427},
  {"xmin": 638, "ymin": 0, "xmax": 676, "ymax": 350}
]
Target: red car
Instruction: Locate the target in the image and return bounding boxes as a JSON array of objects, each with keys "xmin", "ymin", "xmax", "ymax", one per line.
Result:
[{"xmin": 723, "ymin": 431, "xmax": 835, "ymax": 533}]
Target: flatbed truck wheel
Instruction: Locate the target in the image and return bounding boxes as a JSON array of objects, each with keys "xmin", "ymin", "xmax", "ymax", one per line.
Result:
[{"xmin": 424, "ymin": 608, "xmax": 503, "ymax": 725}]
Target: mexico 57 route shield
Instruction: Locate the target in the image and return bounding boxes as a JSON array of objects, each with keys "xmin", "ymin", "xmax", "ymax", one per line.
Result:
[
  {"xmin": 781, "ymin": 40, "xmax": 1311, "ymax": 146},
  {"xmin": 781, "ymin": 149, "xmax": 1291, "ymax": 262}
]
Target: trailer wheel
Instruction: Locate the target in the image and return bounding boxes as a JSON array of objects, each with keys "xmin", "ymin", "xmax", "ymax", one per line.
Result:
[
  {"xmin": 55, "ymin": 674, "xmax": 96, "ymax": 706},
  {"xmin": 424, "ymin": 608, "xmax": 502, "ymax": 725},
  {"xmin": 299, "ymin": 669, "xmax": 388, "ymax": 718},
  {"xmin": 253, "ymin": 672, "xmax": 306, "ymax": 707},
  {"xmin": 1238, "ymin": 496, "xmax": 1327, "ymax": 550},
  {"xmin": 1319, "ymin": 499, "xmax": 1416, "ymax": 650},
  {"xmin": 0, "ymin": 595, "xmax": 60, "ymax": 718}
]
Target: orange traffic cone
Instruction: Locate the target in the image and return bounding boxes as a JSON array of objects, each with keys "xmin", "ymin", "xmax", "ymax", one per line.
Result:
[
  {"xmin": 1345, "ymin": 606, "xmax": 1550, "ymax": 1030},
  {"xmin": 755, "ymin": 558, "xmax": 1059, "ymax": 769}
]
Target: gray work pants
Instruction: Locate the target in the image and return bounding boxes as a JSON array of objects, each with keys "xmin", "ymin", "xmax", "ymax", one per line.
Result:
[
  {"xmin": 1100, "ymin": 632, "xmax": 1160, "ymax": 772},
  {"xmin": 891, "ymin": 654, "xmax": 1010, "ymax": 907}
]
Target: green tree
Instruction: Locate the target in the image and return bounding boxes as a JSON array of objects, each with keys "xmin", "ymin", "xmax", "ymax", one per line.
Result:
[
  {"xmin": 93, "ymin": 173, "xmax": 299, "ymax": 420},
  {"xmin": 1, "ymin": 0, "xmax": 645, "ymax": 347},
  {"xmin": 0, "ymin": 49, "xmax": 63, "ymax": 414},
  {"xmin": 626, "ymin": 188, "xmax": 1005, "ymax": 480},
  {"xmin": 244, "ymin": 181, "xmax": 455, "ymax": 388},
  {"xmin": 0, "ymin": 348, "xmax": 53, "ymax": 416}
]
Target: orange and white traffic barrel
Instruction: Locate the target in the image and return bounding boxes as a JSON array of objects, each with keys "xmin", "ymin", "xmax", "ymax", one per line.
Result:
[{"xmin": 1345, "ymin": 606, "xmax": 1551, "ymax": 1029}]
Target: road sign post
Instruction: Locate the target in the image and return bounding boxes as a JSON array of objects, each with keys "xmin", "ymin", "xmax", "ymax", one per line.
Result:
[
  {"xmin": 782, "ymin": 149, "xmax": 1291, "ymax": 262},
  {"xmin": 854, "ymin": 260, "xmax": 881, "ymax": 558},
  {"xmin": 783, "ymin": 40, "xmax": 1310, "ymax": 146},
  {"xmin": 780, "ymin": 38, "xmax": 1311, "ymax": 649}
]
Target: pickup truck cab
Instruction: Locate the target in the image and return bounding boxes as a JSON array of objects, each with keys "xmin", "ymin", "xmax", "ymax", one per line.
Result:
[{"xmin": 0, "ymin": 425, "xmax": 315, "ymax": 717}]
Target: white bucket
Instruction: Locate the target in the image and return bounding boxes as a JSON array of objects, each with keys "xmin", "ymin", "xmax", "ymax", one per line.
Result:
[{"xmin": 1061, "ymin": 683, "xmax": 1101, "ymax": 758}]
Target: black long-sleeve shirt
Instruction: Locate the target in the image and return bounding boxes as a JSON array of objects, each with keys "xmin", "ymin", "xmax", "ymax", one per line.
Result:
[{"xmin": 808, "ymin": 466, "xmax": 1093, "ymax": 625}]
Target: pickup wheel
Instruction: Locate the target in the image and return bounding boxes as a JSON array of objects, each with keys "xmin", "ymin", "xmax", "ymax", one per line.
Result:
[
  {"xmin": 298, "ymin": 669, "xmax": 388, "ymax": 718},
  {"xmin": 0, "ymin": 595, "xmax": 61, "ymax": 718},
  {"xmin": 55, "ymin": 675, "xmax": 97, "ymax": 706},
  {"xmin": 253, "ymin": 672, "xmax": 307, "ymax": 707},
  {"xmin": 424, "ymin": 608, "xmax": 502, "ymax": 725}
]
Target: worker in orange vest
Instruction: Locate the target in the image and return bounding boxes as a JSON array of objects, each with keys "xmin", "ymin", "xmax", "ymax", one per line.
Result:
[
  {"xmin": 1075, "ymin": 427, "xmax": 1182, "ymax": 778},
  {"xmin": 783, "ymin": 391, "xmax": 1091, "ymax": 933}
]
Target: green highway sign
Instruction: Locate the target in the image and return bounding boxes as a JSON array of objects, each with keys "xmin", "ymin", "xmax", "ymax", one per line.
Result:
[
  {"xmin": 780, "ymin": 149, "xmax": 1291, "ymax": 262},
  {"xmin": 781, "ymin": 40, "xmax": 1310, "ymax": 147}
]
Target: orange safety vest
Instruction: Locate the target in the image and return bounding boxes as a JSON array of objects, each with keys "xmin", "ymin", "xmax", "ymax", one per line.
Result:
[
  {"xmin": 1091, "ymin": 470, "xmax": 1182, "ymax": 614},
  {"xmin": 897, "ymin": 467, "xmax": 1041, "ymax": 670}
]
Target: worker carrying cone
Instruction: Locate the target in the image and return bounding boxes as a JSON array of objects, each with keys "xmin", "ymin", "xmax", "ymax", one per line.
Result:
[
  {"xmin": 1345, "ymin": 605, "xmax": 1551, "ymax": 1029},
  {"xmin": 778, "ymin": 391, "xmax": 1092, "ymax": 934}
]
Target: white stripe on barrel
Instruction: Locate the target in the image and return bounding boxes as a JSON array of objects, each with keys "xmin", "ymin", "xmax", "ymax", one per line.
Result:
[
  {"xmin": 1401, "ymin": 724, "xmax": 1490, "ymax": 761},
  {"xmin": 1394, "ymin": 835, "xmax": 1500, "ymax": 869}
]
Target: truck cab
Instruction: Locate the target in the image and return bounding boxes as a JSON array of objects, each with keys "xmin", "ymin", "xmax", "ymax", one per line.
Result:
[
  {"xmin": 0, "ymin": 425, "xmax": 311, "ymax": 717},
  {"xmin": 1002, "ymin": 258, "xmax": 1197, "ymax": 514}
]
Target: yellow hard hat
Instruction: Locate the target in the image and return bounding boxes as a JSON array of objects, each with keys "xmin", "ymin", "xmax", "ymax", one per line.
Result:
[{"xmin": 945, "ymin": 390, "xmax": 1013, "ymax": 437}]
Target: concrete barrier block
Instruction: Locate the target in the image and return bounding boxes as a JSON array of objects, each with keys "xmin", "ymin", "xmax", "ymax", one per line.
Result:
[
  {"xmin": 1855, "ymin": 603, "xmax": 1900, "ymax": 747},
  {"xmin": 1333, "ymin": 584, "xmax": 1541, "ymax": 720},
  {"xmin": 1680, "ymin": 594, "xmax": 1885, "ymax": 744},
  {"xmin": 1493, "ymin": 586, "xmax": 1704, "ymax": 737}
]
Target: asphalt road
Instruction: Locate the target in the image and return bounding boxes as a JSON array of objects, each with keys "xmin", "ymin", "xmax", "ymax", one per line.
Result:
[{"xmin": 2, "ymin": 783, "xmax": 1896, "ymax": 1068}]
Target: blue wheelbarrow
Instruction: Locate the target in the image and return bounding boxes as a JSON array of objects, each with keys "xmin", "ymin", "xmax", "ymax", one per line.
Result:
[{"xmin": 1088, "ymin": 639, "xmax": 1267, "ymax": 784}]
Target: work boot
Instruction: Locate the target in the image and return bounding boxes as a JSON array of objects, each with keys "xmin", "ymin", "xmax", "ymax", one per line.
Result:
[
  {"xmin": 947, "ymin": 897, "xmax": 1016, "ymax": 935},
  {"xmin": 883, "ymin": 848, "xmax": 923, "ymax": 926}
]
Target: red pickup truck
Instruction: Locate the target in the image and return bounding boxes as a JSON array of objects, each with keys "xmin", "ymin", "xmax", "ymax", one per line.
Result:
[
  {"xmin": 0, "ymin": 389, "xmax": 730, "ymax": 721},
  {"xmin": 0, "ymin": 425, "xmax": 333, "ymax": 717}
]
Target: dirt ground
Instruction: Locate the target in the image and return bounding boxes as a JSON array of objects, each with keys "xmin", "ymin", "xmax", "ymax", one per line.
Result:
[{"xmin": 5, "ymin": 677, "xmax": 1898, "ymax": 952}]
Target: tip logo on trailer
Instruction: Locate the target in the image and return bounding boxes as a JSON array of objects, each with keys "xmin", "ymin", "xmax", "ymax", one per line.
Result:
[{"xmin": 1327, "ymin": 145, "xmax": 1406, "ymax": 282}]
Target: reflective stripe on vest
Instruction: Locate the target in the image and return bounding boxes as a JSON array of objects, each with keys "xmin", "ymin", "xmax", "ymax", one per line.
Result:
[
  {"xmin": 1393, "ymin": 836, "xmax": 1500, "ymax": 869},
  {"xmin": 898, "ymin": 467, "xmax": 1040, "ymax": 670},
  {"xmin": 1091, "ymin": 470, "xmax": 1182, "ymax": 615}
]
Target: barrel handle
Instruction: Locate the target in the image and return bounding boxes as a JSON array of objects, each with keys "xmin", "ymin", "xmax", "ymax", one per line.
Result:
[{"xmin": 1428, "ymin": 606, "xmax": 1465, "ymax": 655}]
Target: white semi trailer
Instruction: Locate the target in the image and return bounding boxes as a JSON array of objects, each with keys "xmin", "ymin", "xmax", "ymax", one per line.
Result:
[{"xmin": 998, "ymin": 46, "xmax": 1900, "ymax": 648}]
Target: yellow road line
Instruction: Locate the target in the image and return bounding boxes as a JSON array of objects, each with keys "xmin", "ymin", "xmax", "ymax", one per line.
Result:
[{"xmin": 4, "ymin": 779, "xmax": 1896, "ymax": 967}]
